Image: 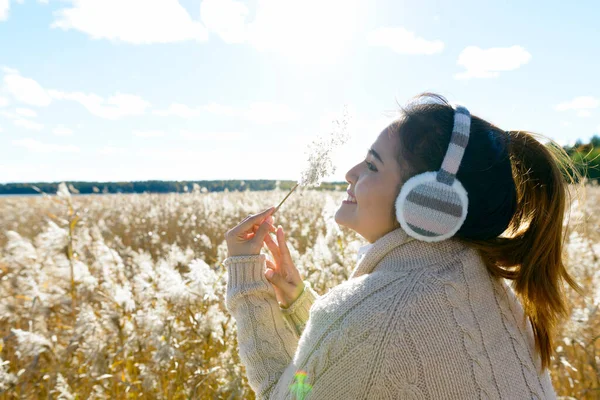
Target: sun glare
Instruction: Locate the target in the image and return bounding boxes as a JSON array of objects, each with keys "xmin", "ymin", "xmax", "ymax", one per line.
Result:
[{"xmin": 248, "ymin": 0, "xmax": 363, "ymax": 65}]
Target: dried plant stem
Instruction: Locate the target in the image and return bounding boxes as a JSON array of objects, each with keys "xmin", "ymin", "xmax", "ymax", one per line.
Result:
[
  {"xmin": 66, "ymin": 202, "xmax": 79, "ymax": 319},
  {"xmin": 273, "ymin": 183, "xmax": 299, "ymax": 216}
]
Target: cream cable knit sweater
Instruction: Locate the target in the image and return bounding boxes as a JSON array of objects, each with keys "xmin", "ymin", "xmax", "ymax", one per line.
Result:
[{"xmin": 224, "ymin": 227, "xmax": 558, "ymax": 399}]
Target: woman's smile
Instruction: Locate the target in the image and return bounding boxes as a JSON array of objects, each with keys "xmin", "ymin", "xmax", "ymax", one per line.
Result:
[
  {"xmin": 342, "ymin": 191, "xmax": 357, "ymax": 204},
  {"xmin": 334, "ymin": 125, "xmax": 404, "ymax": 243}
]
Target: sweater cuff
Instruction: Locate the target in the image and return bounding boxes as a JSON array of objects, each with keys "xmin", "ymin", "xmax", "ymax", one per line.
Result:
[
  {"xmin": 279, "ymin": 280, "xmax": 319, "ymax": 337},
  {"xmin": 223, "ymin": 254, "xmax": 270, "ymax": 287}
]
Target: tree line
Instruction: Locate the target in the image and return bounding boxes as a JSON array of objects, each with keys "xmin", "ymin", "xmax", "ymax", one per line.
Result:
[
  {"xmin": 0, "ymin": 179, "xmax": 346, "ymax": 195},
  {"xmin": 1, "ymin": 135, "xmax": 598, "ymax": 195}
]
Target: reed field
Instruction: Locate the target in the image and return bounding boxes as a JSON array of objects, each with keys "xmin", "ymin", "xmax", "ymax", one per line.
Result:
[{"xmin": 0, "ymin": 183, "xmax": 598, "ymax": 399}]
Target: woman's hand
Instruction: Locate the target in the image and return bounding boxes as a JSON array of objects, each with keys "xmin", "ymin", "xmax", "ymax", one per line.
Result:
[
  {"xmin": 225, "ymin": 207, "xmax": 277, "ymax": 257},
  {"xmin": 263, "ymin": 225, "xmax": 305, "ymax": 309}
]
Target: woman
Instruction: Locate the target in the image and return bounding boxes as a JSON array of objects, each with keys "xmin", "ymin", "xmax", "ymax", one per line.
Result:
[{"xmin": 223, "ymin": 93, "xmax": 583, "ymax": 399}]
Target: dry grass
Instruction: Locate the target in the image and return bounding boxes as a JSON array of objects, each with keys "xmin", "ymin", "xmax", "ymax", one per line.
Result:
[{"xmin": 0, "ymin": 184, "xmax": 597, "ymax": 399}]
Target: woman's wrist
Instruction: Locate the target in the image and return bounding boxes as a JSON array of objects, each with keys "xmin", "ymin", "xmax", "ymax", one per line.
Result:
[
  {"xmin": 280, "ymin": 280, "xmax": 318, "ymax": 315},
  {"xmin": 279, "ymin": 281, "xmax": 306, "ymax": 309}
]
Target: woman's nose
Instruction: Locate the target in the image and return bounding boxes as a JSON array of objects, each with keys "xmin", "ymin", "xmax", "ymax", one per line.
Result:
[{"xmin": 345, "ymin": 164, "xmax": 357, "ymax": 185}]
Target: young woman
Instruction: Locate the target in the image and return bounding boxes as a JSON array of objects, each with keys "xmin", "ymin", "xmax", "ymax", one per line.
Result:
[{"xmin": 223, "ymin": 93, "xmax": 583, "ymax": 399}]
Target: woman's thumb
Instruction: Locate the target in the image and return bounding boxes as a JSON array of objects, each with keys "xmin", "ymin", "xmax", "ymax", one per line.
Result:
[
  {"xmin": 265, "ymin": 268, "xmax": 275, "ymax": 280},
  {"xmin": 265, "ymin": 268, "xmax": 284, "ymax": 286},
  {"xmin": 265, "ymin": 268, "xmax": 290, "ymax": 288}
]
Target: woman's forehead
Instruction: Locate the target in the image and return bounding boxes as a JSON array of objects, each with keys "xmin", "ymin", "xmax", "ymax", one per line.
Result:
[{"xmin": 372, "ymin": 125, "xmax": 398, "ymax": 160}]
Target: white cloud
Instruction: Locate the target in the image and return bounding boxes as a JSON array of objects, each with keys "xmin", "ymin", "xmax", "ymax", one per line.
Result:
[
  {"xmin": 155, "ymin": 101, "xmax": 297, "ymax": 124},
  {"xmin": 53, "ymin": 126, "xmax": 73, "ymax": 136},
  {"xmin": 0, "ymin": 125, "xmax": 2, "ymax": 132},
  {"xmin": 52, "ymin": 0, "xmax": 208, "ymax": 44},
  {"xmin": 2, "ymin": 66, "xmax": 18, "ymax": 74},
  {"xmin": 12, "ymin": 138, "xmax": 79, "ymax": 153},
  {"xmin": 200, "ymin": 0, "xmax": 362, "ymax": 64},
  {"xmin": 366, "ymin": 27, "xmax": 444, "ymax": 55},
  {"xmin": 0, "ymin": 0, "xmax": 9, "ymax": 22},
  {"xmin": 242, "ymin": 102, "xmax": 297, "ymax": 124},
  {"xmin": 0, "ymin": 110, "xmax": 16, "ymax": 119},
  {"xmin": 251, "ymin": 0, "xmax": 360, "ymax": 63},
  {"xmin": 199, "ymin": 102, "xmax": 238, "ymax": 116},
  {"xmin": 133, "ymin": 130, "xmax": 164, "ymax": 138},
  {"xmin": 99, "ymin": 146, "xmax": 126, "ymax": 155},
  {"xmin": 577, "ymin": 110, "xmax": 591, "ymax": 118},
  {"xmin": 49, "ymin": 90, "xmax": 150, "ymax": 119},
  {"xmin": 14, "ymin": 119, "xmax": 43, "ymax": 131},
  {"xmin": 0, "ymin": 96, "xmax": 8, "ymax": 107},
  {"xmin": 1, "ymin": 67, "xmax": 149, "ymax": 119},
  {"xmin": 15, "ymin": 108, "xmax": 37, "ymax": 118},
  {"xmin": 154, "ymin": 103, "xmax": 202, "ymax": 118},
  {"xmin": 3, "ymin": 69, "xmax": 53, "ymax": 106},
  {"xmin": 454, "ymin": 45, "xmax": 532, "ymax": 80},
  {"xmin": 200, "ymin": 0, "xmax": 248, "ymax": 44},
  {"xmin": 180, "ymin": 130, "xmax": 244, "ymax": 141},
  {"xmin": 554, "ymin": 96, "xmax": 599, "ymax": 111},
  {"xmin": 48, "ymin": 0, "xmax": 361, "ymax": 63}
]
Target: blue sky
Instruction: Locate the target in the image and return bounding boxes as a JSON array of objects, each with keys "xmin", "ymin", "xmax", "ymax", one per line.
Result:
[{"xmin": 0, "ymin": 0, "xmax": 599, "ymax": 184}]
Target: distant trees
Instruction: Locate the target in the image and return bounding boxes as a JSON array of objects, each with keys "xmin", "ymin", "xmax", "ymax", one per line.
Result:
[
  {"xmin": 561, "ymin": 134, "xmax": 600, "ymax": 184},
  {"xmin": 1, "ymin": 135, "xmax": 598, "ymax": 195},
  {"xmin": 0, "ymin": 179, "xmax": 347, "ymax": 195}
]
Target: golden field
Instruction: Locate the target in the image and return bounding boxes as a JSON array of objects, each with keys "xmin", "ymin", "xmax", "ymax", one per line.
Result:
[{"xmin": 0, "ymin": 184, "xmax": 598, "ymax": 399}]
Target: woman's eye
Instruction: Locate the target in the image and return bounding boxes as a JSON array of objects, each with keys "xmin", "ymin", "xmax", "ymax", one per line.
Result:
[{"xmin": 365, "ymin": 160, "xmax": 377, "ymax": 171}]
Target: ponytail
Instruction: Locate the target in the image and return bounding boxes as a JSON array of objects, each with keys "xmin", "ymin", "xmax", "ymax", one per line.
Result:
[{"xmin": 459, "ymin": 130, "xmax": 585, "ymax": 371}]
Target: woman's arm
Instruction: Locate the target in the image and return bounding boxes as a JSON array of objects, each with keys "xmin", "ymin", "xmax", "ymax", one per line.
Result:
[
  {"xmin": 279, "ymin": 279, "xmax": 319, "ymax": 337},
  {"xmin": 224, "ymin": 253, "xmax": 319, "ymax": 399}
]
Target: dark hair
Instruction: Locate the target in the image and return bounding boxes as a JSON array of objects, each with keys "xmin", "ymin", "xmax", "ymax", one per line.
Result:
[{"xmin": 388, "ymin": 92, "xmax": 585, "ymax": 371}]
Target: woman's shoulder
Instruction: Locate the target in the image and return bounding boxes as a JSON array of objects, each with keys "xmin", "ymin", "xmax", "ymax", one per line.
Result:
[
  {"xmin": 311, "ymin": 245, "xmax": 490, "ymax": 320},
  {"xmin": 382, "ymin": 246, "xmax": 504, "ymax": 316},
  {"xmin": 421, "ymin": 244, "xmax": 490, "ymax": 286}
]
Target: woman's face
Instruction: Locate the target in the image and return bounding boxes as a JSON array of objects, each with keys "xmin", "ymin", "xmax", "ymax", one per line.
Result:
[{"xmin": 335, "ymin": 125, "xmax": 404, "ymax": 243}]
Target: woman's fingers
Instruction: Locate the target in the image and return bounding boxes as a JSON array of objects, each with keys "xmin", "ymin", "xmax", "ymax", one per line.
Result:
[
  {"xmin": 277, "ymin": 226, "xmax": 293, "ymax": 262},
  {"xmin": 232, "ymin": 207, "xmax": 275, "ymax": 236},
  {"xmin": 243, "ymin": 213, "xmax": 275, "ymax": 241},
  {"xmin": 266, "ymin": 259, "xmax": 275, "ymax": 274},
  {"xmin": 265, "ymin": 261, "xmax": 294, "ymax": 290},
  {"xmin": 266, "ymin": 259, "xmax": 279, "ymax": 278},
  {"xmin": 239, "ymin": 220, "xmax": 275, "ymax": 244},
  {"xmin": 251, "ymin": 220, "xmax": 276, "ymax": 246},
  {"xmin": 276, "ymin": 226, "xmax": 302, "ymax": 281},
  {"xmin": 225, "ymin": 207, "xmax": 278, "ymax": 258},
  {"xmin": 264, "ymin": 233, "xmax": 282, "ymax": 264},
  {"xmin": 251, "ymin": 215, "xmax": 273, "ymax": 232}
]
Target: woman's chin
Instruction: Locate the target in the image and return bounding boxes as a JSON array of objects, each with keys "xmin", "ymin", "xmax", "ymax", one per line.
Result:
[
  {"xmin": 334, "ymin": 209, "xmax": 352, "ymax": 229},
  {"xmin": 334, "ymin": 209, "xmax": 343, "ymax": 225}
]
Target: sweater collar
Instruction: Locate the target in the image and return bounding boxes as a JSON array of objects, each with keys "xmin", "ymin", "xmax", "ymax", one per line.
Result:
[
  {"xmin": 349, "ymin": 227, "xmax": 468, "ymax": 279},
  {"xmin": 356, "ymin": 242, "xmax": 375, "ymax": 264}
]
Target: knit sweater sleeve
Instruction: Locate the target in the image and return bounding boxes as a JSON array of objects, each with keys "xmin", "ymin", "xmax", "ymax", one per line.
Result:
[
  {"xmin": 223, "ymin": 253, "xmax": 319, "ymax": 399},
  {"xmin": 279, "ymin": 279, "xmax": 319, "ymax": 337}
]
